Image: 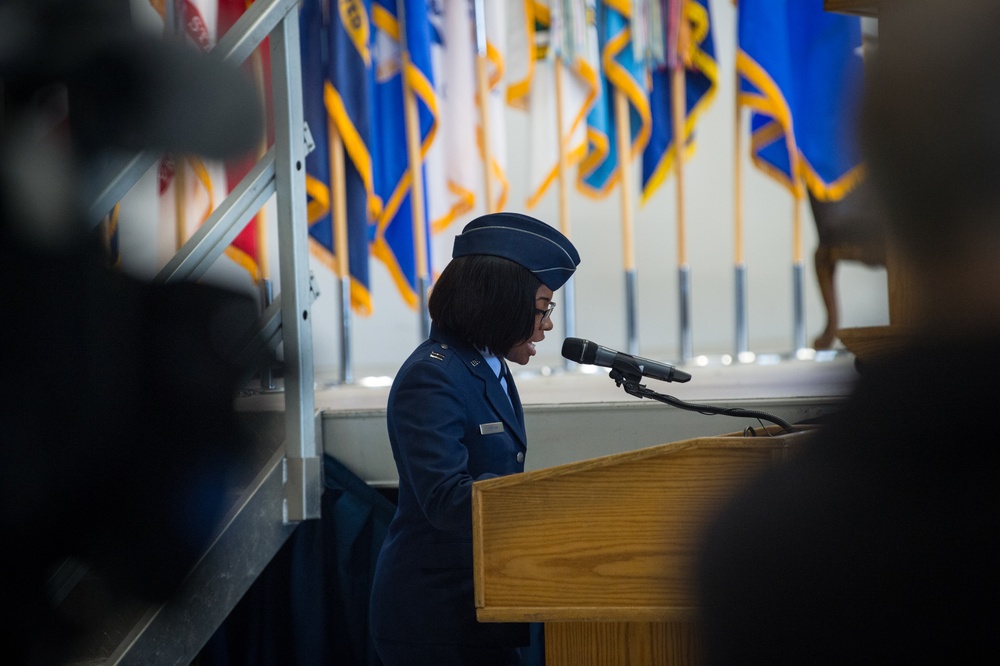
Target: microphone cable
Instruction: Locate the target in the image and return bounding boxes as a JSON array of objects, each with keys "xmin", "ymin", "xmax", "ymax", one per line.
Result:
[{"xmin": 608, "ymin": 369, "xmax": 798, "ymax": 434}]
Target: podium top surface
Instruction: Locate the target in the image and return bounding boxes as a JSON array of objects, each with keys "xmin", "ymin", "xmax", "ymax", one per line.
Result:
[
  {"xmin": 825, "ymin": 0, "xmax": 878, "ymax": 17},
  {"xmin": 474, "ymin": 424, "xmax": 815, "ymax": 493}
]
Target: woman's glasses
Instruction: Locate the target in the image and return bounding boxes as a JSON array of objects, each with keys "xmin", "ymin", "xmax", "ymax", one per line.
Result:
[{"xmin": 535, "ymin": 302, "xmax": 556, "ymax": 322}]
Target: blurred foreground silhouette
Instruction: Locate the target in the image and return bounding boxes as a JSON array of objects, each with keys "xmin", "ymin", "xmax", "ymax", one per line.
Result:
[{"xmin": 0, "ymin": 1, "xmax": 267, "ymax": 662}]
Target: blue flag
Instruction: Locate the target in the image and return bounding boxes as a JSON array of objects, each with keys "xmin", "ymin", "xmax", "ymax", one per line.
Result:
[
  {"xmin": 371, "ymin": 0, "xmax": 437, "ymax": 309},
  {"xmin": 302, "ymin": 0, "xmax": 334, "ymax": 280},
  {"xmin": 641, "ymin": 0, "xmax": 718, "ymax": 202},
  {"xmin": 579, "ymin": 1, "xmax": 651, "ymax": 198},
  {"xmin": 328, "ymin": 0, "xmax": 377, "ymax": 314},
  {"xmin": 301, "ymin": 0, "xmax": 376, "ymax": 315},
  {"xmin": 737, "ymin": 0, "xmax": 864, "ymax": 200}
]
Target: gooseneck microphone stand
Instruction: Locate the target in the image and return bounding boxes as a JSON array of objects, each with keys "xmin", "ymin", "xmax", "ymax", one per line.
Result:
[{"xmin": 607, "ymin": 358, "xmax": 797, "ymax": 434}]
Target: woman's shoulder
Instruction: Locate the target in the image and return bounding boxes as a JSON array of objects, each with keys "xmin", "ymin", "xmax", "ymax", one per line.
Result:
[{"xmin": 393, "ymin": 338, "xmax": 474, "ymax": 386}]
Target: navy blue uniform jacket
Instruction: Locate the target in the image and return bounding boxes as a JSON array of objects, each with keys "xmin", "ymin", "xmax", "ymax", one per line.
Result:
[{"xmin": 370, "ymin": 324, "xmax": 530, "ymax": 648}]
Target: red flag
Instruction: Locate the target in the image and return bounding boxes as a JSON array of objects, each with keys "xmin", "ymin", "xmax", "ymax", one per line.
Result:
[
  {"xmin": 218, "ymin": 0, "xmax": 273, "ymax": 283},
  {"xmin": 148, "ymin": 0, "xmax": 219, "ymax": 255}
]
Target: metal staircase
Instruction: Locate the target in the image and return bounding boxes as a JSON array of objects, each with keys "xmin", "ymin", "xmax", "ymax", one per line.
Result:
[{"xmin": 62, "ymin": 1, "xmax": 322, "ymax": 662}]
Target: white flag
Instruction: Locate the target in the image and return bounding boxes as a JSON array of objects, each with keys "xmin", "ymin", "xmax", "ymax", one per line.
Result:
[
  {"xmin": 427, "ymin": 0, "xmax": 510, "ymax": 277},
  {"xmin": 508, "ymin": 0, "xmax": 597, "ymax": 209},
  {"xmin": 148, "ymin": 0, "xmax": 228, "ymax": 265}
]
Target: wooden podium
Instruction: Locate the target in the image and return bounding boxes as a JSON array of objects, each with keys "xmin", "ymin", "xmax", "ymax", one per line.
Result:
[{"xmin": 472, "ymin": 426, "xmax": 815, "ymax": 665}]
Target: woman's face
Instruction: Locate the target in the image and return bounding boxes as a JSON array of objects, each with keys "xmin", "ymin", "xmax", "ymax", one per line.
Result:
[{"xmin": 505, "ymin": 285, "xmax": 555, "ymax": 366}]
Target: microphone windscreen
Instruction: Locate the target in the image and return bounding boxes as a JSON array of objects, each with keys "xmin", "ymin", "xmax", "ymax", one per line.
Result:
[{"xmin": 563, "ymin": 338, "xmax": 593, "ymax": 363}]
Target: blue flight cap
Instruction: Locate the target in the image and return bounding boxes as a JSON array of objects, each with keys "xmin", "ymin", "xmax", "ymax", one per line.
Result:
[{"xmin": 451, "ymin": 212, "xmax": 581, "ymax": 290}]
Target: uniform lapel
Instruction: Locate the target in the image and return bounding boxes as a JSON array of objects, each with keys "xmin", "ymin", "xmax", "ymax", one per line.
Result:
[
  {"xmin": 430, "ymin": 326, "xmax": 526, "ymax": 448},
  {"xmin": 501, "ymin": 361, "xmax": 525, "ymax": 432},
  {"xmin": 474, "ymin": 356, "xmax": 526, "ymax": 448}
]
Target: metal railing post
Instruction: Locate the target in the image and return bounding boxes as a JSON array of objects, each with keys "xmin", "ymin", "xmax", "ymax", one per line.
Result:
[{"xmin": 269, "ymin": 4, "xmax": 321, "ymax": 522}]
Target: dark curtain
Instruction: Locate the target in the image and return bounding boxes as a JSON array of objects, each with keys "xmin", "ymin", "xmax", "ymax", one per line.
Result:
[
  {"xmin": 198, "ymin": 455, "xmax": 545, "ymax": 665},
  {"xmin": 198, "ymin": 455, "xmax": 393, "ymax": 665}
]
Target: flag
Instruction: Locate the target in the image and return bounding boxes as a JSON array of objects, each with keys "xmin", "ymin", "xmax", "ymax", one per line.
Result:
[
  {"xmin": 302, "ymin": 0, "xmax": 378, "ymax": 315},
  {"xmin": 507, "ymin": 0, "xmax": 599, "ymax": 209},
  {"xmin": 482, "ymin": 0, "xmax": 510, "ymax": 212},
  {"xmin": 425, "ymin": 0, "xmax": 479, "ymax": 276},
  {"xmin": 737, "ymin": 0, "xmax": 864, "ymax": 201},
  {"xmin": 148, "ymin": 0, "xmax": 224, "ymax": 263},
  {"xmin": 153, "ymin": 153, "xmax": 218, "ymax": 266},
  {"xmin": 640, "ymin": 0, "xmax": 718, "ymax": 202},
  {"xmin": 148, "ymin": 0, "xmax": 264, "ymax": 282},
  {"xmin": 219, "ymin": 0, "xmax": 272, "ymax": 284},
  {"xmin": 301, "ymin": 0, "xmax": 335, "ymax": 289},
  {"xmin": 370, "ymin": 0, "xmax": 438, "ymax": 308},
  {"xmin": 427, "ymin": 0, "xmax": 510, "ymax": 276},
  {"xmin": 578, "ymin": 0, "xmax": 651, "ymax": 197}
]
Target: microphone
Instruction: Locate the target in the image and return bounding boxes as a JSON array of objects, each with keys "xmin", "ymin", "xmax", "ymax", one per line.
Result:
[{"xmin": 561, "ymin": 338, "xmax": 692, "ymax": 383}]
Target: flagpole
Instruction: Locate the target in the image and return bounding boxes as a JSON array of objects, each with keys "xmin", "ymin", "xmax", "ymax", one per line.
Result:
[
  {"xmin": 792, "ymin": 191, "xmax": 807, "ymax": 355},
  {"xmin": 613, "ymin": 87, "xmax": 639, "ymax": 356},
  {"xmin": 398, "ymin": 1, "xmax": 431, "ymax": 339},
  {"xmin": 174, "ymin": 159, "xmax": 187, "ymax": 251},
  {"xmin": 473, "ymin": 0, "xmax": 496, "ymax": 214},
  {"xmin": 102, "ymin": 204, "xmax": 121, "ymax": 269},
  {"xmin": 167, "ymin": 0, "xmax": 186, "ymax": 253},
  {"xmin": 250, "ymin": 39, "xmax": 275, "ymax": 387},
  {"xmin": 329, "ymin": 116, "xmax": 354, "ymax": 384},
  {"xmin": 671, "ymin": 61, "xmax": 692, "ymax": 363},
  {"xmin": 554, "ymin": 59, "xmax": 577, "ymax": 369},
  {"xmin": 250, "ymin": 42, "xmax": 271, "ymax": 281},
  {"xmin": 733, "ymin": 67, "xmax": 750, "ymax": 360}
]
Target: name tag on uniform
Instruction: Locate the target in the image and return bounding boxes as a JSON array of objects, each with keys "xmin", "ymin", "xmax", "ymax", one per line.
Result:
[{"xmin": 479, "ymin": 422, "xmax": 504, "ymax": 435}]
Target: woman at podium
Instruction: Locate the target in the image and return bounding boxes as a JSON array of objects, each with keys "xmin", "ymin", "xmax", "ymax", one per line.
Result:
[{"xmin": 369, "ymin": 212, "xmax": 580, "ymax": 665}]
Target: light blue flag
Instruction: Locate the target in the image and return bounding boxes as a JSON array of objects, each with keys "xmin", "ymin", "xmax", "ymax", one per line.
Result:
[
  {"xmin": 641, "ymin": 0, "xmax": 718, "ymax": 203},
  {"xmin": 371, "ymin": 0, "xmax": 437, "ymax": 309},
  {"xmin": 578, "ymin": 1, "xmax": 651, "ymax": 199},
  {"xmin": 737, "ymin": 0, "xmax": 864, "ymax": 200}
]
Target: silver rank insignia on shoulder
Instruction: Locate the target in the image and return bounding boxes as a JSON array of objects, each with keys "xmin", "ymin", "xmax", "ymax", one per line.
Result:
[
  {"xmin": 480, "ymin": 422, "xmax": 504, "ymax": 435},
  {"xmin": 470, "ymin": 359, "xmax": 480, "ymax": 366},
  {"xmin": 429, "ymin": 351, "xmax": 445, "ymax": 361}
]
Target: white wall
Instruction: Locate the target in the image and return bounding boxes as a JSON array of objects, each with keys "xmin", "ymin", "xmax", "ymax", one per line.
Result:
[{"xmin": 117, "ymin": 2, "xmax": 888, "ymax": 381}]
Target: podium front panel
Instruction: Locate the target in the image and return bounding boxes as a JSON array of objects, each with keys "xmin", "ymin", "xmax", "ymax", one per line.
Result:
[{"xmin": 473, "ymin": 428, "xmax": 814, "ymax": 622}]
